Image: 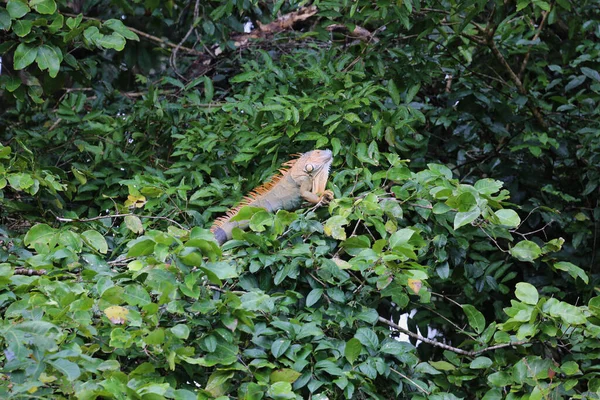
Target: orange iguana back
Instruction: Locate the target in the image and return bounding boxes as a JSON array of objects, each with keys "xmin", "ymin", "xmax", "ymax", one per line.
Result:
[{"xmin": 211, "ymin": 149, "xmax": 334, "ymax": 245}]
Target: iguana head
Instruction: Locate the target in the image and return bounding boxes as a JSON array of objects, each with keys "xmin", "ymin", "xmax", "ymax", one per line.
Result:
[{"xmin": 290, "ymin": 149, "xmax": 333, "ymax": 194}]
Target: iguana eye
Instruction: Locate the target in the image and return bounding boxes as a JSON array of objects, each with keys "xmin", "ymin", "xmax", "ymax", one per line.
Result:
[{"xmin": 305, "ymin": 164, "xmax": 314, "ymax": 173}]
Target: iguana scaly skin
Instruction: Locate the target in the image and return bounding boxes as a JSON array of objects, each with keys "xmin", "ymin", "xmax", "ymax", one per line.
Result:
[{"xmin": 211, "ymin": 149, "xmax": 334, "ymax": 245}]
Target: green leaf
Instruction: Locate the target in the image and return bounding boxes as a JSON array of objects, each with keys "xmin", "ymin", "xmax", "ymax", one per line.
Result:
[
  {"xmin": 249, "ymin": 210, "xmax": 272, "ymax": 232},
  {"xmin": 205, "ymin": 370, "xmax": 233, "ymax": 397},
  {"xmin": 24, "ymin": 223, "xmax": 56, "ymax": 247},
  {"xmin": 462, "ymin": 304, "xmax": 485, "ymax": 334},
  {"xmin": 470, "ymin": 356, "xmax": 493, "ymax": 369},
  {"xmin": 271, "ymin": 339, "xmax": 290, "ymax": 358},
  {"xmin": 515, "ymin": 282, "xmax": 539, "ymax": 305},
  {"xmin": 455, "ymin": 192, "xmax": 477, "ymax": 212},
  {"xmin": 487, "ymin": 371, "xmax": 513, "ymax": 386},
  {"xmin": 96, "ymin": 32, "xmax": 126, "ymax": 51},
  {"xmin": 203, "ymin": 76, "xmax": 214, "ymax": 102},
  {"xmin": 354, "ymin": 328, "xmax": 379, "ymax": 349},
  {"xmin": 429, "ymin": 361, "xmax": 456, "ymax": 371},
  {"xmin": 123, "ymin": 284, "xmax": 152, "ymax": 306},
  {"xmin": 560, "ymin": 361, "xmax": 580, "ymax": 376},
  {"xmin": 495, "ymin": 209, "xmax": 520, "ymax": 228},
  {"xmin": 380, "ymin": 341, "xmax": 411, "ymax": 356},
  {"xmin": 171, "ymin": 324, "xmax": 190, "ymax": 339},
  {"xmin": 516, "ymin": 0, "xmax": 531, "ymax": 12},
  {"xmin": 240, "ymin": 291, "xmax": 274, "ymax": 313},
  {"xmin": 82, "ymin": 230, "xmax": 108, "ymax": 254},
  {"xmin": 127, "ymin": 238, "xmax": 155, "ymax": 257},
  {"xmin": 30, "ymin": 0, "xmax": 57, "ymax": 14},
  {"xmin": 267, "ymin": 382, "xmax": 295, "ymax": 399},
  {"xmin": 581, "ymin": 67, "xmax": 600, "ymax": 83},
  {"xmin": 7, "ymin": 0, "xmax": 30, "ymax": 19},
  {"xmin": 36, "ymin": 45, "xmax": 61, "ymax": 78},
  {"xmin": 565, "ymin": 75, "xmax": 585, "ymax": 91},
  {"xmin": 482, "ymin": 388, "xmax": 503, "ymax": 400},
  {"xmin": 103, "ymin": 19, "xmax": 140, "ymax": 41},
  {"xmin": 270, "ymin": 369, "xmax": 301, "ymax": 384},
  {"xmin": 405, "ymin": 83, "xmax": 420, "ymax": 103},
  {"xmin": 543, "ymin": 298, "xmax": 587, "ymax": 325},
  {"xmin": 201, "ymin": 261, "xmax": 238, "ymax": 280},
  {"xmin": 344, "ymin": 338, "xmax": 362, "ymax": 364},
  {"xmin": 0, "ymin": 8, "xmax": 11, "ymax": 30},
  {"xmin": 12, "ymin": 19, "xmax": 32, "ymax": 36},
  {"xmin": 231, "ymin": 71, "xmax": 259, "ymax": 83},
  {"xmin": 229, "ymin": 206, "xmax": 264, "ymax": 222},
  {"xmin": 306, "ymin": 288, "xmax": 323, "ymax": 307},
  {"xmin": 510, "ymin": 240, "xmax": 542, "ymax": 262},
  {"xmin": 388, "ymin": 80, "xmax": 400, "ymax": 105},
  {"xmin": 454, "ymin": 208, "xmax": 480, "ymax": 229},
  {"xmin": 554, "ymin": 261, "xmax": 589, "ymax": 283},
  {"xmin": 13, "ymin": 42, "xmax": 38, "ymax": 70},
  {"xmin": 589, "ymin": 297, "xmax": 600, "ymax": 317},
  {"xmin": 48, "ymin": 359, "xmax": 81, "ymax": 381},
  {"xmin": 474, "ymin": 179, "xmax": 503, "ymax": 195}
]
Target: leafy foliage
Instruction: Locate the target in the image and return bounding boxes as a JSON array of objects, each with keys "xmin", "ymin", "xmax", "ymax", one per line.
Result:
[{"xmin": 1, "ymin": 0, "xmax": 600, "ymax": 398}]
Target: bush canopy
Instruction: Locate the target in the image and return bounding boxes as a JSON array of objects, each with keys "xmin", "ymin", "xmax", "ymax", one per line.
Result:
[{"xmin": 1, "ymin": 0, "xmax": 600, "ymax": 398}]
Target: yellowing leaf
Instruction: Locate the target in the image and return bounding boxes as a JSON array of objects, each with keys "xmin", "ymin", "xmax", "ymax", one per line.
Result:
[
  {"xmin": 332, "ymin": 257, "xmax": 352, "ymax": 269},
  {"xmin": 407, "ymin": 278, "xmax": 422, "ymax": 294},
  {"xmin": 124, "ymin": 194, "xmax": 146, "ymax": 208},
  {"xmin": 124, "ymin": 215, "xmax": 144, "ymax": 234},
  {"xmin": 324, "ymin": 215, "xmax": 348, "ymax": 240},
  {"xmin": 104, "ymin": 306, "xmax": 129, "ymax": 324}
]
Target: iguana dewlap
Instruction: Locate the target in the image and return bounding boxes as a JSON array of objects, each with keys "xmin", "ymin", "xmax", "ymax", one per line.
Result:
[{"xmin": 211, "ymin": 149, "xmax": 334, "ymax": 245}]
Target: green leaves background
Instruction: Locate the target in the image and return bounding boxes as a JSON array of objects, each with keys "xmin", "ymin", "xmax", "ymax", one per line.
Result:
[{"xmin": 1, "ymin": 0, "xmax": 600, "ymax": 398}]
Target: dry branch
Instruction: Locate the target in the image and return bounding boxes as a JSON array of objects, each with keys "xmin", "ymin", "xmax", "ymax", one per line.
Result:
[
  {"xmin": 326, "ymin": 24, "xmax": 380, "ymax": 43},
  {"xmin": 229, "ymin": 6, "xmax": 318, "ymax": 50}
]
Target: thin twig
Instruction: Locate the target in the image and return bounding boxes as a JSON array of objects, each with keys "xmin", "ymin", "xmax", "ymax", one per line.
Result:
[
  {"xmin": 63, "ymin": 13, "xmax": 204, "ymax": 56},
  {"xmin": 170, "ymin": 0, "xmax": 201, "ymax": 80},
  {"xmin": 482, "ymin": 27, "xmax": 549, "ymax": 129},
  {"xmin": 512, "ymin": 220, "xmax": 554, "ymax": 240},
  {"xmin": 419, "ymin": 304, "xmax": 478, "ymax": 341},
  {"xmin": 390, "ymin": 368, "xmax": 430, "ymax": 395},
  {"xmin": 518, "ymin": 5, "xmax": 552, "ymax": 81},
  {"xmin": 479, "ymin": 225, "xmax": 509, "ymax": 253}
]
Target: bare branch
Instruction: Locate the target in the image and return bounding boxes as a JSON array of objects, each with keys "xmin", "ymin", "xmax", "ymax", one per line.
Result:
[
  {"xmin": 390, "ymin": 368, "xmax": 430, "ymax": 395},
  {"xmin": 378, "ymin": 316, "xmax": 529, "ymax": 356},
  {"xmin": 14, "ymin": 268, "xmax": 47, "ymax": 276}
]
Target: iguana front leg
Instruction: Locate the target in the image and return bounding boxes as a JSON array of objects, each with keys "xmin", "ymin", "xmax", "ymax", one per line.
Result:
[{"xmin": 299, "ymin": 179, "xmax": 334, "ymax": 205}]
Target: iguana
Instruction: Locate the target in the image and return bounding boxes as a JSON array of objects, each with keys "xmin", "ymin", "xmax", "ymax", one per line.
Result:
[{"xmin": 211, "ymin": 149, "xmax": 334, "ymax": 245}]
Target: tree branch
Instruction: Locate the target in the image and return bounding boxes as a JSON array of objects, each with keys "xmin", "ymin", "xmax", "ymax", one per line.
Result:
[
  {"xmin": 170, "ymin": 0, "xmax": 201, "ymax": 80},
  {"xmin": 518, "ymin": 5, "xmax": 552, "ymax": 81},
  {"xmin": 378, "ymin": 316, "xmax": 529, "ymax": 356},
  {"xmin": 483, "ymin": 29, "xmax": 549, "ymax": 129}
]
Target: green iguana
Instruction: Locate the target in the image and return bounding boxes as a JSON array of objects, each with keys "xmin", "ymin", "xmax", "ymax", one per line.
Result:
[{"xmin": 211, "ymin": 149, "xmax": 334, "ymax": 245}]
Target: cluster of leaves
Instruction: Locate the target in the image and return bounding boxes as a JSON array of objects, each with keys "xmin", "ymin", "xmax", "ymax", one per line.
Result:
[
  {"xmin": 2, "ymin": 157, "xmax": 595, "ymax": 398},
  {"xmin": 1, "ymin": 0, "xmax": 600, "ymax": 398}
]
